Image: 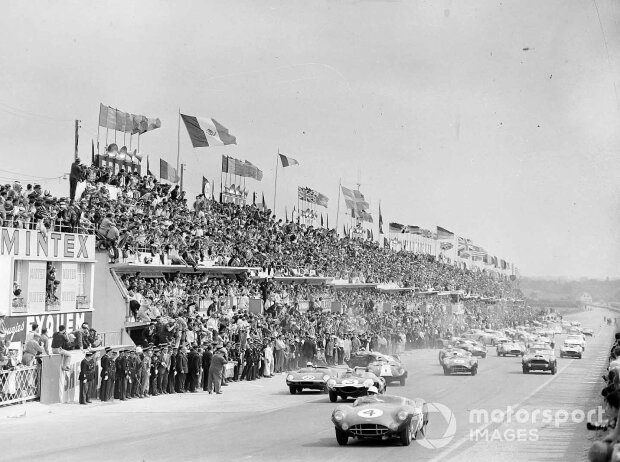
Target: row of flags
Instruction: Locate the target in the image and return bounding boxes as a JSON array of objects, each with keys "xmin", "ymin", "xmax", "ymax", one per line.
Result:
[
  {"xmin": 98, "ymin": 104, "xmax": 161, "ymax": 135},
  {"xmin": 221, "ymin": 155, "xmax": 263, "ymax": 181}
]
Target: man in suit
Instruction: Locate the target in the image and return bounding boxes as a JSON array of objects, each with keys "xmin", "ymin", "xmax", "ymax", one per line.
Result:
[
  {"xmin": 158, "ymin": 345, "xmax": 170, "ymax": 394},
  {"xmin": 99, "ymin": 347, "xmax": 113, "ymax": 402},
  {"xmin": 150, "ymin": 347, "xmax": 160, "ymax": 396},
  {"xmin": 168, "ymin": 346, "xmax": 178, "ymax": 394},
  {"xmin": 207, "ymin": 346, "xmax": 227, "ymax": 394},
  {"xmin": 79, "ymin": 351, "xmax": 95, "ymax": 404},
  {"xmin": 186, "ymin": 345, "xmax": 200, "ymax": 392},
  {"xmin": 106, "ymin": 350, "xmax": 117, "ymax": 401},
  {"xmin": 202, "ymin": 345, "xmax": 213, "ymax": 391},
  {"xmin": 115, "ymin": 350, "xmax": 128, "ymax": 401},
  {"xmin": 176, "ymin": 346, "xmax": 188, "ymax": 393}
]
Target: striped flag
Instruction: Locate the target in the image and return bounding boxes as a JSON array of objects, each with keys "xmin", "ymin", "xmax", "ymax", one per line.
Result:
[
  {"xmin": 378, "ymin": 204, "xmax": 384, "ymax": 234},
  {"xmin": 279, "ymin": 153, "xmax": 299, "ymax": 167},
  {"xmin": 201, "ymin": 177, "xmax": 211, "ymax": 197},
  {"xmin": 181, "ymin": 114, "xmax": 236, "ymax": 147},
  {"xmin": 436, "ymin": 226, "xmax": 454, "ymax": 240}
]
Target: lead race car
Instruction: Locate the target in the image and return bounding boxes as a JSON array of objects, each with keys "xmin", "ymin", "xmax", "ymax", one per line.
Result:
[
  {"xmin": 331, "ymin": 392, "xmax": 428, "ymax": 446},
  {"xmin": 286, "ymin": 363, "xmax": 343, "ymax": 394},
  {"xmin": 442, "ymin": 349, "xmax": 479, "ymax": 376},
  {"xmin": 327, "ymin": 368, "xmax": 386, "ymax": 402}
]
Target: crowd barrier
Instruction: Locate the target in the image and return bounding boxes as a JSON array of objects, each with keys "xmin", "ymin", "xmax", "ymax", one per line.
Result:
[{"xmin": 0, "ymin": 364, "xmax": 41, "ymax": 406}]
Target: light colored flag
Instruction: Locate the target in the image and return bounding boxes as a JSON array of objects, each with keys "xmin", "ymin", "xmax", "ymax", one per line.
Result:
[
  {"xmin": 181, "ymin": 114, "xmax": 237, "ymax": 147},
  {"xmin": 279, "ymin": 153, "xmax": 299, "ymax": 167}
]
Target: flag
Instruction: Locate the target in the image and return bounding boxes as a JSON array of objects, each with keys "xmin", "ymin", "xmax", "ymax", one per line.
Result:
[
  {"xmin": 320, "ymin": 214, "xmax": 324, "ymax": 227},
  {"xmin": 389, "ymin": 222, "xmax": 405, "ymax": 233},
  {"xmin": 458, "ymin": 237, "xmax": 472, "ymax": 250},
  {"xmin": 261, "ymin": 193, "xmax": 266, "ymax": 211},
  {"xmin": 279, "ymin": 153, "xmax": 299, "ymax": 167},
  {"xmin": 146, "ymin": 118, "xmax": 161, "ymax": 133},
  {"xmin": 326, "ymin": 214, "xmax": 329, "ymax": 229},
  {"xmin": 132, "ymin": 115, "xmax": 148, "ymax": 134},
  {"xmin": 358, "ymin": 210, "xmax": 373, "ymax": 223},
  {"xmin": 147, "ymin": 157, "xmax": 153, "ymax": 176},
  {"xmin": 243, "ymin": 160, "xmax": 263, "ymax": 181},
  {"xmin": 181, "ymin": 114, "xmax": 237, "ymax": 147},
  {"xmin": 252, "ymin": 191, "xmax": 256, "ymax": 205},
  {"xmin": 285, "ymin": 207, "xmax": 288, "ymax": 222},
  {"xmin": 441, "ymin": 242, "xmax": 454, "ymax": 251},
  {"xmin": 202, "ymin": 176, "xmax": 211, "ymax": 197},
  {"xmin": 91, "ymin": 140, "xmax": 95, "ymax": 165},
  {"xmin": 436, "ymin": 226, "xmax": 454, "ymax": 240},
  {"xmin": 341, "ymin": 186, "xmax": 369, "ymax": 211},
  {"xmin": 160, "ymin": 159, "xmax": 178, "ymax": 183},
  {"xmin": 378, "ymin": 204, "xmax": 383, "ymax": 234},
  {"xmin": 316, "ymin": 192, "xmax": 329, "ymax": 208}
]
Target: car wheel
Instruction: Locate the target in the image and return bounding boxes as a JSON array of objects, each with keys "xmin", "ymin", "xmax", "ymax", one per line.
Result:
[
  {"xmin": 400, "ymin": 422, "xmax": 412, "ymax": 446},
  {"xmin": 522, "ymin": 366, "xmax": 529, "ymax": 374},
  {"xmin": 497, "ymin": 350, "xmax": 500, "ymax": 357},
  {"xmin": 400, "ymin": 377, "xmax": 406, "ymax": 386},
  {"xmin": 471, "ymin": 367, "xmax": 478, "ymax": 376},
  {"xmin": 329, "ymin": 391, "xmax": 338, "ymax": 403},
  {"xmin": 335, "ymin": 428, "xmax": 348, "ymax": 446},
  {"xmin": 550, "ymin": 365, "xmax": 556, "ymax": 375},
  {"xmin": 289, "ymin": 386, "xmax": 297, "ymax": 395},
  {"xmin": 443, "ymin": 367, "xmax": 450, "ymax": 376},
  {"xmin": 482, "ymin": 353, "xmax": 487, "ymax": 359},
  {"xmin": 559, "ymin": 353, "xmax": 563, "ymax": 358},
  {"xmin": 578, "ymin": 354, "xmax": 582, "ymax": 359}
]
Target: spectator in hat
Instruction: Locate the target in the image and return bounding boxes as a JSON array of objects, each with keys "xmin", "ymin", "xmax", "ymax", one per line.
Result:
[
  {"xmin": 99, "ymin": 347, "xmax": 115, "ymax": 402},
  {"xmin": 22, "ymin": 334, "xmax": 44, "ymax": 366},
  {"xmin": 175, "ymin": 346, "xmax": 188, "ymax": 393}
]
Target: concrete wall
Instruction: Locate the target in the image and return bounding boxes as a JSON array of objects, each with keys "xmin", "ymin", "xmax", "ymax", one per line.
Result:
[{"xmin": 92, "ymin": 251, "xmax": 129, "ymax": 345}]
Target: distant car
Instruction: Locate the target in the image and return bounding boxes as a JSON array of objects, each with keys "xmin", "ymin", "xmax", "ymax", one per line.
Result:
[
  {"xmin": 442, "ymin": 349, "xmax": 479, "ymax": 376},
  {"xmin": 327, "ymin": 369, "xmax": 386, "ymax": 402},
  {"xmin": 582, "ymin": 328, "xmax": 594, "ymax": 337},
  {"xmin": 331, "ymin": 394, "xmax": 428, "ymax": 446},
  {"xmin": 497, "ymin": 340, "xmax": 525, "ymax": 357},
  {"xmin": 559, "ymin": 341, "xmax": 582, "ymax": 359},
  {"xmin": 286, "ymin": 365, "xmax": 342, "ymax": 394},
  {"xmin": 522, "ymin": 346, "xmax": 557, "ymax": 374},
  {"xmin": 454, "ymin": 339, "xmax": 487, "ymax": 358},
  {"xmin": 565, "ymin": 334, "xmax": 586, "ymax": 351}
]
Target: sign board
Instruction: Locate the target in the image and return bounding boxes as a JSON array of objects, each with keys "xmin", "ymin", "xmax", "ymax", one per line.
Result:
[
  {"xmin": 298, "ymin": 300, "xmax": 310, "ymax": 312},
  {"xmin": 331, "ymin": 301, "xmax": 342, "ymax": 314},
  {"xmin": 0, "ymin": 228, "xmax": 96, "ymax": 262},
  {"xmin": 248, "ymin": 298, "xmax": 263, "ymax": 315},
  {"xmin": 3, "ymin": 311, "xmax": 93, "ymax": 343}
]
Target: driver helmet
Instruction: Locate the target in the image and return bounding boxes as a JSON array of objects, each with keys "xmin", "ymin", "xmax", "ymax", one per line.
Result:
[
  {"xmin": 306, "ymin": 361, "xmax": 313, "ymax": 367},
  {"xmin": 367, "ymin": 386, "xmax": 378, "ymax": 395}
]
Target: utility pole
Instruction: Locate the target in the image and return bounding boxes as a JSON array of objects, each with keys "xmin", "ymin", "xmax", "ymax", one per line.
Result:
[
  {"xmin": 74, "ymin": 120, "xmax": 81, "ymax": 160},
  {"xmin": 180, "ymin": 163, "xmax": 185, "ymax": 191}
]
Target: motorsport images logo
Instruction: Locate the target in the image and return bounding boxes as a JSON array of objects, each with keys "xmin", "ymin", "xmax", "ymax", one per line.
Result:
[{"xmin": 417, "ymin": 402, "xmax": 457, "ymax": 449}]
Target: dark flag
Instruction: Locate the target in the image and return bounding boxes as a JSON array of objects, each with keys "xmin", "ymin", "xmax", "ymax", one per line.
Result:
[
  {"xmin": 91, "ymin": 140, "xmax": 95, "ymax": 165},
  {"xmin": 253, "ymin": 191, "xmax": 256, "ymax": 205},
  {"xmin": 379, "ymin": 204, "xmax": 384, "ymax": 234},
  {"xmin": 285, "ymin": 207, "xmax": 288, "ymax": 222},
  {"xmin": 384, "ymin": 237, "xmax": 389, "ymax": 248},
  {"xmin": 326, "ymin": 214, "xmax": 329, "ymax": 229},
  {"xmin": 147, "ymin": 157, "xmax": 153, "ymax": 176},
  {"xmin": 343, "ymin": 224, "xmax": 346, "ymax": 236},
  {"xmin": 262, "ymin": 193, "xmax": 266, "ymax": 211},
  {"xmin": 320, "ymin": 214, "xmax": 324, "ymax": 227},
  {"xmin": 201, "ymin": 176, "xmax": 209, "ymax": 196}
]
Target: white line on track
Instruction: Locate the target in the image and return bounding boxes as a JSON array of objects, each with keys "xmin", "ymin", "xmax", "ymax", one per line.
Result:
[{"xmin": 428, "ymin": 358, "xmax": 576, "ymax": 462}]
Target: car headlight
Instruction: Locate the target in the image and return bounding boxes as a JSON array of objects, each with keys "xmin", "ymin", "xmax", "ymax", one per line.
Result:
[
  {"xmin": 398, "ymin": 368, "xmax": 405, "ymax": 375},
  {"xmin": 323, "ymin": 375, "xmax": 330, "ymax": 382},
  {"xmin": 286, "ymin": 374, "xmax": 294, "ymax": 381},
  {"xmin": 334, "ymin": 410, "xmax": 345, "ymax": 422},
  {"xmin": 341, "ymin": 423, "xmax": 349, "ymax": 431},
  {"xmin": 327, "ymin": 379, "xmax": 336, "ymax": 387},
  {"xmin": 363, "ymin": 379, "xmax": 373, "ymax": 388},
  {"xmin": 397, "ymin": 410, "xmax": 409, "ymax": 421}
]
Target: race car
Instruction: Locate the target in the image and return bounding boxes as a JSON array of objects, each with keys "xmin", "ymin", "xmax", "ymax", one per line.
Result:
[
  {"xmin": 522, "ymin": 345, "xmax": 557, "ymax": 374},
  {"xmin": 366, "ymin": 355, "xmax": 408, "ymax": 386},
  {"xmin": 331, "ymin": 393, "xmax": 428, "ymax": 446},
  {"xmin": 559, "ymin": 340, "xmax": 582, "ymax": 359},
  {"xmin": 286, "ymin": 364, "xmax": 341, "ymax": 394},
  {"xmin": 581, "ymin": 328, "xmax": 594, "ymax": 337},
  {"xmin": 565, "ymin": 334, "xmax": 586, "ymax": 351},
  {"xmin": 496, "ymin": 339, "xmax": 525, "ymax": 357},
  {"xmin": 453, "ymin": 339, "xmax": 487, "ymax": 358},
  {"xmin": 347, "ymin": 351, "xmax": 408, "ymax": 386},
  {"xmin": 442, "ymin": 349, "xmax": 479, "ymax": 376},
  {"xmin": 438, "ymin": 346, "xmax": 469, "ymax": 365},
  {"xmin": 327, "ymin": 368, "xmax": 386, "ymax": 402}
]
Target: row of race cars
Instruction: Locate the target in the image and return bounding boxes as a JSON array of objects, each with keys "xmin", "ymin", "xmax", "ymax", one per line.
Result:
[{"xmin": 284, "ymin": 319, "xmax": 592, "ymax": 446}]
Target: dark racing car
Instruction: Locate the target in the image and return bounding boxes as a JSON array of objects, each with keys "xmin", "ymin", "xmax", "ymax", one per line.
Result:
[
  {"xmin": 522, "ymin": 345, "xmax": 557, "ymax": 374},
  {"xmin": 331, "ymin": 393, "xmax": 428, "ymax": 446},
  {"xmin": 327, "ymin": 368, "xmax": 386, "ymax": 402},
  {"xmin": 286, "ymin": 364, "xmax": 341, "ymax": 394},
  {"xmin": 442, "ymin": 349, "xmax": 479, "ymax": 376}
]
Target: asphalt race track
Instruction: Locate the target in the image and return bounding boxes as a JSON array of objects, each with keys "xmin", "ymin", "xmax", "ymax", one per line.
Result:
[{"xmin": 0, "ymin": 308, "xmax": 614, "ymax": 462}]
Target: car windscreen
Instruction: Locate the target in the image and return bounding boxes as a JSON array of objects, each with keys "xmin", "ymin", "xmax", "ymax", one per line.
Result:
[
  {"xmin": 353, "ymin": 395, "xmax": 406, "ymax": 406},
  {"xmin": 529, "ymin": 349, "xmax": 550, "ymax": 355}
]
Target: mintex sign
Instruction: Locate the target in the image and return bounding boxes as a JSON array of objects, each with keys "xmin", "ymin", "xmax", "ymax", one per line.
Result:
[{"xmin": 0, "ymin": 228, "xmax": 95, "ymax": 262}]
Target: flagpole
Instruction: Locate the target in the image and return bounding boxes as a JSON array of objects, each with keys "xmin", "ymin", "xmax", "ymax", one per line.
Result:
[
  {"xmin": 335, "ymin": 178, "xmax": 341, "ymax": 234},
  {"xmin": 219, "ymin": 157, "xmax": 224, "ymax": 203},
  {"xmin": 176, "ymin": 108, "xmax": 181, "ymax": 178},
  {"xmin": 273, "ymin": 150, "xmax": 279, "ymax": 213}
]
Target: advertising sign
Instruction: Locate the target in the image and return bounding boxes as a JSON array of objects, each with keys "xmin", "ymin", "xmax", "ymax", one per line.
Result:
[
  {"xmin": 0, "ymin": 228, "xmax": 96, "ymax": 262},
  {"xmin": 3, "ymin": 311, "xmax": 93, "ymax": 343}
]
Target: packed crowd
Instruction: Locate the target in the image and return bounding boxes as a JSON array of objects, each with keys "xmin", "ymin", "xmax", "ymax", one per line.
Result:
[{"xmin": 59, "ymin": 159, "xmax": 516, "ymax": 297}]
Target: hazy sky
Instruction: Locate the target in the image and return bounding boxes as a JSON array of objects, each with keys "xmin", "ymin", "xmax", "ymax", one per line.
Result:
[{"xmin": 2, "ymin": 0, "xmax": 620, "ymax": 279}]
